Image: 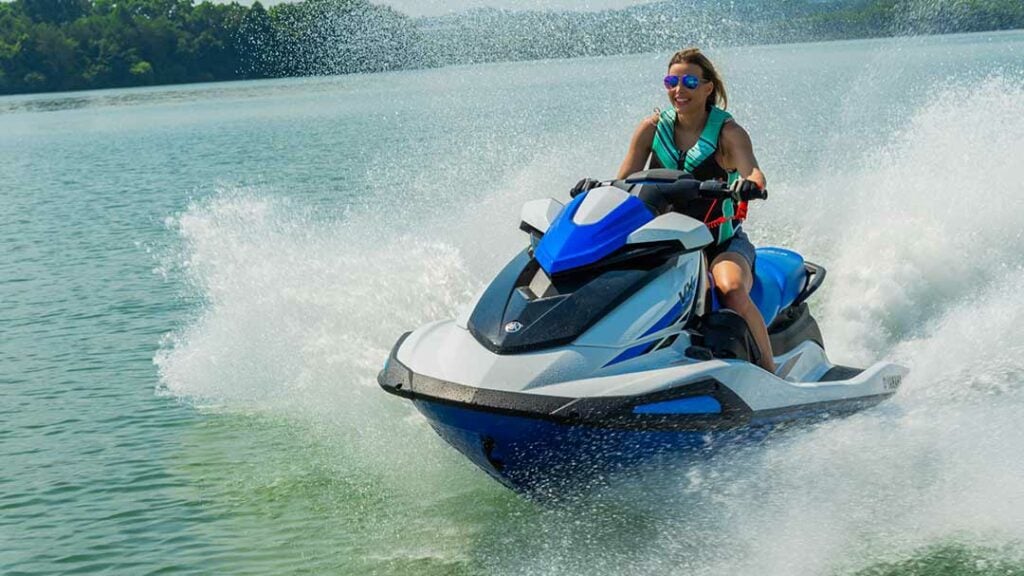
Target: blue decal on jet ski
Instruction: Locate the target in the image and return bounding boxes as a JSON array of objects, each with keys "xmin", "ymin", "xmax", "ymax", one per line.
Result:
[
  {"xmin": 604, "ymin": 341, "xmax": 654, "ymax": 367},
  {"xmin": 633, "ymin": 395, "xmax": 722, "ymax": 415},
  {"xmin": 750, "ymin": 247, "xmax": 807, "ymax": 324},
  {"xmin": 535, "ymin": 192, "xmax": 653, "ymax": 275},
  {"xmin": 640, "ymin": 300, "xmax": 684, "ymax": 339},
  {"xmin": 603, "ymin": 300, "xmax": 686, "ymax": 368},
  {"xmin": 709, "ymin": 272, "xmax": 720, "ymax": 312}
]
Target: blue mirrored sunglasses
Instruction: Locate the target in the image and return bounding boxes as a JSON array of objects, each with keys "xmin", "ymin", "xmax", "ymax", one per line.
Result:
[{"xmin": 663, "ymin": 74, "xmax": 702, "ymax": 90}]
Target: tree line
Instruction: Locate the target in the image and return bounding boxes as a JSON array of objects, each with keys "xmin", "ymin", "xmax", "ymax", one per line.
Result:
[
  {"xmin": 1, "ymin": 0, "xmax": 1021, "ymax": 95},
  {"xmin": 0, "ymin": 0, "xmax": 421, "ymax": 94}
]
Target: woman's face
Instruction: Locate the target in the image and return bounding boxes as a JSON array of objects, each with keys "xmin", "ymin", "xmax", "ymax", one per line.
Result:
[{"xmin": 666, "ymin": 62, "xmax": 714, "ymax": 114}]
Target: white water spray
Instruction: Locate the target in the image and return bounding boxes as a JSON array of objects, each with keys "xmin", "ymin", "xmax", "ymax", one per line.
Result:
[{"xmin": 156, "ymin": 46, "xmax": 1024, "ymax": 575}]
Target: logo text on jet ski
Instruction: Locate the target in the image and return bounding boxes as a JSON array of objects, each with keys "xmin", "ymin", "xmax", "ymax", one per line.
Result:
[
  {"xmin": 504, "ymin": 321, "xmax": 523, "ymax": 334},
  {"xmin": 883, "ymin": 375, "xmax": 902, "ymax": 391}
]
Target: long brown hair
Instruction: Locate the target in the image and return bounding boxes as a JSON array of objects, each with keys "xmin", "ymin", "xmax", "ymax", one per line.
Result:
[{"xmin": 668, "ymin": 48, "xmax": 728, "ymax": 110}]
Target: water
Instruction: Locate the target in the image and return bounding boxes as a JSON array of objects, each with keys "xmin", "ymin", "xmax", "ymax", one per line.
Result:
[{"xmin": 2, "ymin": 31, "xmax": 1023, "ymax": 575}]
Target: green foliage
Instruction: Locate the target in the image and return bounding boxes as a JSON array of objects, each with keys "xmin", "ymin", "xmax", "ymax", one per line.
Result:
[
  {"xmin": 0, "ymin": 0, "xmax": 1020, "ymax": 95},
  {"xmin": 19, "ymin": 0, "xmax": 89, "ymax": 25},
  {"xmin": 129, "ymin": 58, "xmax": 151, "ymax": 79},
  {"xmin": 0, "ymin": 0, "xmax": 419, "ymax": 94}
]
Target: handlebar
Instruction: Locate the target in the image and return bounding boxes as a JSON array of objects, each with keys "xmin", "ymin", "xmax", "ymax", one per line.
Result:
[
  {"xmin": 695, "ymin": 179, "xmax": 768, "ymax": 202},
  {"xmin": 573, "ymin": 169, "xmax": 766, "ymax": 213}
]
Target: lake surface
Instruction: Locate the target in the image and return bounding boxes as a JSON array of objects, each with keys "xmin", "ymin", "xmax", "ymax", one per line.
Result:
[{"xmin": 2, "ymin": 31, "xmax": 1023, "ymax": 575}]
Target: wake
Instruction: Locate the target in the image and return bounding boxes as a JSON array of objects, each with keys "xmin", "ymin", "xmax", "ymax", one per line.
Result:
[{"xmin": 155, "ymin": 69, "xmax": 1024, "ymax": 575}]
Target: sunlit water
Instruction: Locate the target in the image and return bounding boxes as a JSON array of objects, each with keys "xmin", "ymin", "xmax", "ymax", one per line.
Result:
[{"xmin": 2, "ymin": 31, "xmax": 1023, "ymax": 575}]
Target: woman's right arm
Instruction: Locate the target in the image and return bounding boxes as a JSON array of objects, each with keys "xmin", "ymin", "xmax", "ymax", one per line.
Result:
[{"xmin": 615, "ymin": 116, "xmax": 658, "ymax": 179}]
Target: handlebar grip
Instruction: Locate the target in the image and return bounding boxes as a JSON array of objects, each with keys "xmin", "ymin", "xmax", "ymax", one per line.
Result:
[
  {"xmin": 742, "ymin": 188, "xmax": 768, "ymax": 201},
  {"xmin": 698, "ymin": 181, "xmax": 728, "ymax": 199},
  {"xmin": 569, "ymin": 178, "xmax": 603, "ymax": 198},
  {"xmin": 698, "ymin": 180, "xmax": 768, "ymax": 202}
]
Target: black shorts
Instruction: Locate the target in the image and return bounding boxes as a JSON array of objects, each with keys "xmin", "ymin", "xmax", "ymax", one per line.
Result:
[{"xmin": 705, "ymin": 226, "xmax": 756, "ymax": 270}]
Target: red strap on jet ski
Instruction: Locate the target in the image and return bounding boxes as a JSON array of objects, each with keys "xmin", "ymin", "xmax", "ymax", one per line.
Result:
[
  {"xmin": 703, "ymin": 199, "xmax": 719, "ymax": 223},
  {"xmin": 704, "ymin": 200, "xmax": 748, "ymax": 229}
]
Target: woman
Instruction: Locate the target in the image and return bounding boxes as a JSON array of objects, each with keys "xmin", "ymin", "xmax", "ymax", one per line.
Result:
[{"xmin": 617, "ymin": 47, "xmax": 775, "ymax": 372}]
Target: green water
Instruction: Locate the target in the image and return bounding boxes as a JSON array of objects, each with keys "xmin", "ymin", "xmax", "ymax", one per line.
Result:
[{"xmin": 3, "ymin": 32, "xmax": 1024, "ymax": 575}]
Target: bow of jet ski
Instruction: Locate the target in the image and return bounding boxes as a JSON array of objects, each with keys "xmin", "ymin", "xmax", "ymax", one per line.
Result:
[{"xmin": 378, "ymin": 170, "xmax": 908, "ymax": 494}]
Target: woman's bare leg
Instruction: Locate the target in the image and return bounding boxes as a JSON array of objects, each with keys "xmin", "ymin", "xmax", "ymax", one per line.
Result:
[{"xmin": 711, "ymin": 253, "xmax": 776, "ymax": 372}]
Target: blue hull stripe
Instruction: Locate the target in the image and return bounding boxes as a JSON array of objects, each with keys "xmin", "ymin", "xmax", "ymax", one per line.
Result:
[{"xmin": 634, "ymin": 395, "xmax": 722, "ymax": 414}]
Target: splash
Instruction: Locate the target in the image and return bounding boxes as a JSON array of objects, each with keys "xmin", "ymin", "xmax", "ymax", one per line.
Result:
[
  {"xmin": 639, "ymin": 74, "xmax": 1024, "ymax": 576},
  {"xmin": 155, "ymin": 59, "xmax": 1024, "ymax": 575},
  {"xmin": 819, "ymin": 75, "xmax": 1024, "ymax": 364},
  {"xmin": 155, "ymin": 190, "xmax": 477, "ymax": 411}
]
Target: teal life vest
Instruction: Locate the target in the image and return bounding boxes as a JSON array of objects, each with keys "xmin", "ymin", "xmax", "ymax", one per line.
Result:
[{"xmin": 650, "ymin": 106, "xmax": 745, "ymax": 244}]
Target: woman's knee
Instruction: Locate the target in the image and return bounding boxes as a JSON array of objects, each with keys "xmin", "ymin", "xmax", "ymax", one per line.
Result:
[
  {"xmin": 711, "ymin": 256, "xmax": 751, "ymax": 296},
  {"xmin": 715, "ymin": 275, "xmax": 747, "ymax": 297}
]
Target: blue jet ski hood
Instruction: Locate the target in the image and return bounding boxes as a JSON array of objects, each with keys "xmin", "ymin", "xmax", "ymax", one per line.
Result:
[{"xmin": 534, "ymin": 190, "xmax": 654, "ymax": 275}]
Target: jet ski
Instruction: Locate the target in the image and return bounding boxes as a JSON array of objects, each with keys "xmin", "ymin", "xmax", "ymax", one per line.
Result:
[{"xmin": 378, "ymin": 169, "xmax": 907, "ymax": 494}]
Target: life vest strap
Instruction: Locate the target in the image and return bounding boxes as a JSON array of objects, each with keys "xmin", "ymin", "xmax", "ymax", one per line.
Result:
[{"xmin": 649, "ymin": 107, "xmax": 749, "ymax": 243}]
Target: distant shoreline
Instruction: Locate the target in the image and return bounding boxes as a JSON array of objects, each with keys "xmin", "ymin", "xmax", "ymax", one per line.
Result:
[
  {"xmin": 2, "ymin": 0, "xmax": 1022, "ymax": 97},
  {"xmin": 3, "ymin": 28, "xmax": 1022, "ymax": 106}
]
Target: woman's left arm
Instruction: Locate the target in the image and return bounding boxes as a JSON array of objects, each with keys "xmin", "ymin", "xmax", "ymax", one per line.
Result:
[{"xmin": 720, "ymin": 122, "xmax": 766, "ymax": 189}]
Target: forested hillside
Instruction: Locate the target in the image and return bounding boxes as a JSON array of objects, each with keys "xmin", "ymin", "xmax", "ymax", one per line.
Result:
[
  {"xmin": 1, "ymin": 0, "xmax": 1021, "ymax": 95},
  {"xmin": 0, "ymin": 0, "xmax": 420, "ymax": 93}
]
